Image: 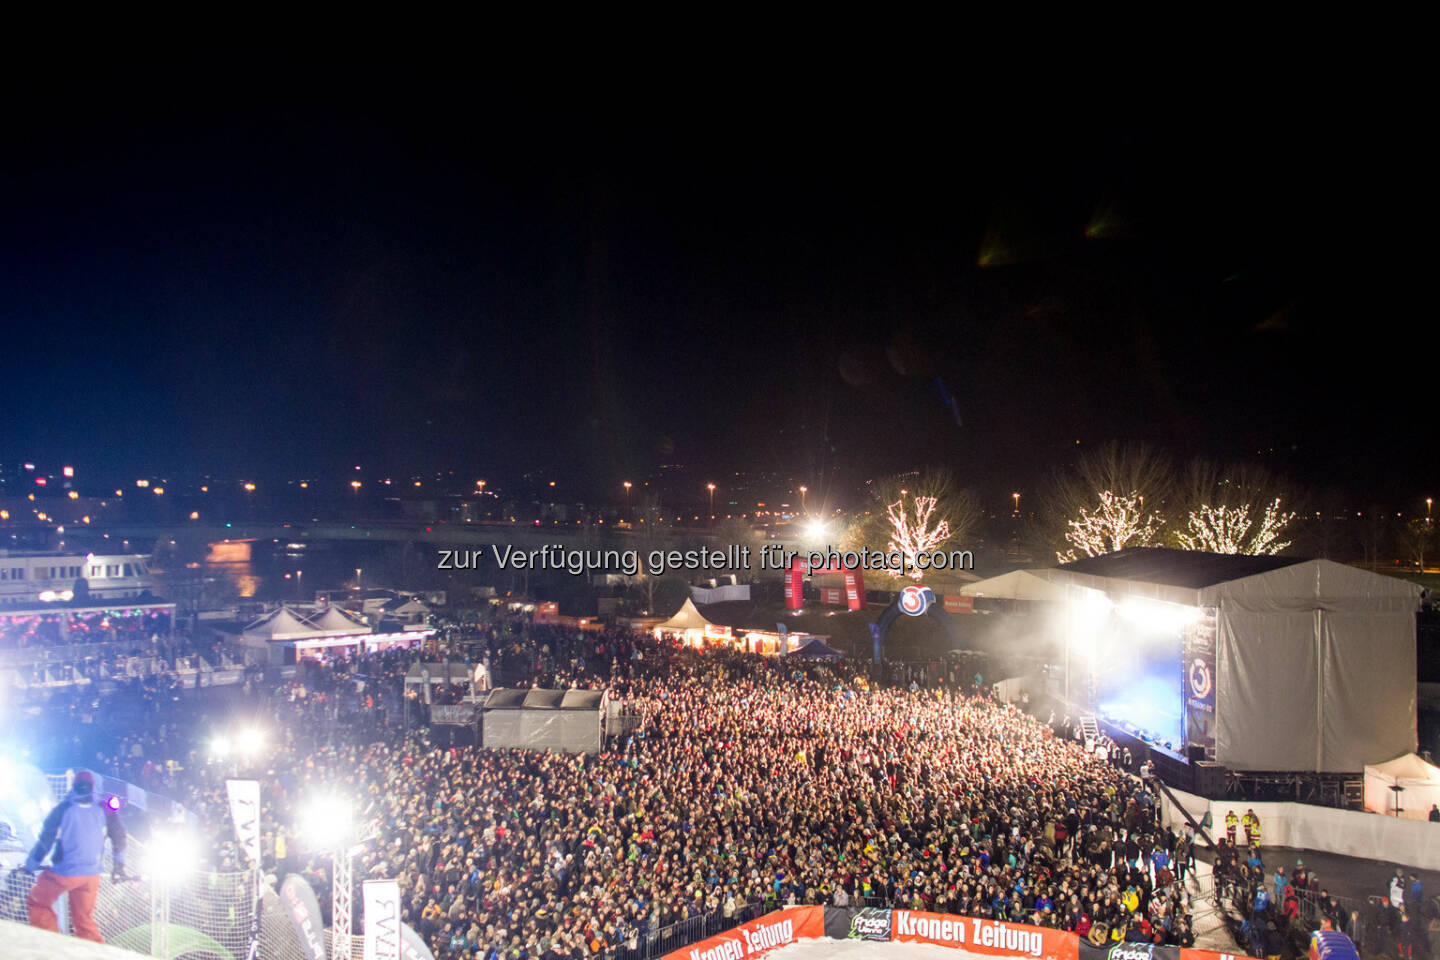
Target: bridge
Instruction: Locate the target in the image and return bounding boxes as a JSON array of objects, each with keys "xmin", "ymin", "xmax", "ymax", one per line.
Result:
[{"xmin": 71, "ymin": 518, "xmax": 807, "ymax": 554}]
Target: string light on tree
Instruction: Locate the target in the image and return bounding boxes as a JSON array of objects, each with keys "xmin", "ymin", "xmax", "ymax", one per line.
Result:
[
  {"xmin": 1175, "ymin": 497, "xmax": 1296, "ymax": 555},
  {"xmin": 1058, "ymin": 490, "xmax": 1164, "ymax": 563},
  {"xmin": 886, "ymin": 495, "xmax": 951, "ymax": 580}
]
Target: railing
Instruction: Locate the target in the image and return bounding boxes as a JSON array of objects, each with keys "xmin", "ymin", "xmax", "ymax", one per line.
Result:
[{"xmin": 592, "ymin": 898, "xmax": 770, "ymax": 960}]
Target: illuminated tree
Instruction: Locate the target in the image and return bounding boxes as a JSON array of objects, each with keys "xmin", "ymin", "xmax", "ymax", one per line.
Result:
[
  {"xmin": 1175, "ymin": 498, "xmax": 1296, "ymax": 555},
  {"xmin": 1057, "ymin": 490, "xmax": 1164, "ymax": 563},
  {"xmin": 845, "ymin": 469, "xmax": 978, "ymax": 578},
  {"xmin": 1171, "ymin": 459, "xmax": 1300, "ymax": 556},
  {"xmin": 1035, "ymin": 443, "xmax": 1173, "ymax": 563},
  {"xmin": 887, "ymin": 494, "xmax": 952, "ymax": 579}
]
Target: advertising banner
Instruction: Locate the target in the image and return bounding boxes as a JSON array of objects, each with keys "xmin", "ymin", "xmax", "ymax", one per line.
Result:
[
  {"xmin": 225, "ymin": 779, "xmax": 263, "ymax": 960},
  {"xmin": 889, "ymin": 910, "xmax": 1078, "ymax": 960},
  {"xmin": 399, "ymin": 923, "xmax": 438, "ymax": 960},
  {"xmin": 363, "ymin": 879, "xmax": 403, "ymax": 960},
  {"xmin": 668, "ymin": 906, "xmax": 1253, "ymax": 960},
  {"xmin": 1183, "ymin": 605, "xmax": 1219, "ymax": 756},
  {"xmin": 663, "ymin": 906, "xmax": 824, "ymax": 960},
  {"xmin": 1080, "ymin": 943, "xmax": 1246, "ymax": 960},
  {"xmin": 279, "ymin": 874, "xmax": 328, "ymax": 960}
]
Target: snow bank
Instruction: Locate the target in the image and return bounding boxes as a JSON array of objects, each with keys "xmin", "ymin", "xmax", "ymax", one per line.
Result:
[{"xmin": 1, "ymin": 919, "xmax": 149, "ymax": 960}]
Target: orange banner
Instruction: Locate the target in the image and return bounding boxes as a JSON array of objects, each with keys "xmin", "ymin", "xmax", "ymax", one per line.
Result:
[
  {"xmin": 889, "ymin": 910, "xmax": 1079, "ymax": 960},
  {"xmin": 664, "ymin": 906, "xmax": 824, "ymax": 960}
]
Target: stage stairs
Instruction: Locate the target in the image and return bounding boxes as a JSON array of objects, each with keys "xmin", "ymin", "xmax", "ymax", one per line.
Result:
[{"xmin": 1080, "ymin": 715, "xmax": 1100, "ymax": 750}]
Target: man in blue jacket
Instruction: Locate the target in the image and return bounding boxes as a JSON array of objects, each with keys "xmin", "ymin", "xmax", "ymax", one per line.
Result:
[{"xmin": 24, "ymin": 770, "xmax": 127, "ymax": 942}]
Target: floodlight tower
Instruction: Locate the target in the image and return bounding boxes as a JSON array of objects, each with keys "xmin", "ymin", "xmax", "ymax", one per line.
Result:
[
  {"xmin": 147, "ymin": 828, "xmax": 199, "ymax": 958},
  {"xmin": 302, "ymin": 795, "xmax": 375, "ymax": 960}
]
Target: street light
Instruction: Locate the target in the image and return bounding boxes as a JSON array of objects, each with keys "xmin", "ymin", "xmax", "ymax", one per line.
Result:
[
  {"xmin": 707, "ymin": 483, "xmax": 716, "ymax": 521},
  {"xmin": 1013, "ymin": 492, "xmax": 1021, "ymax": 516},
  {"xmin": 623, "ymin": 481, "xmax": 632, "ymax": 503},
  {"xmin": 356, "ymin": 568, "xmax": 363, "ymax": 592},
  {"xmin": 799, "ymin": 486, "xmax": 808, "ymax": 515}
]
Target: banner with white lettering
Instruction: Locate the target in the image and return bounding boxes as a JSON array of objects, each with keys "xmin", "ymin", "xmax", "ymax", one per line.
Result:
[
  {"xmin": 363, "ymin": 879, "xmax": 403, "ymax": 960},
  {"xmin": 889, "ymin": 909, "xmax": 1077, "ymax": 960},
  {"xmin": 663, "ymin": 905, "xmax": 824, "ymax": 960}
]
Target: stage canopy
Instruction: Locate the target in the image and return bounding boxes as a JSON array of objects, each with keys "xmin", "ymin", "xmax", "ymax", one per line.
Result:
[
  {"xmin": 1365, "ymin": 753, "xmax": 1440, "ymax": 819},
  {"xmin": 963, "ymin": 549, "xmax": 1422, "ymax": 773}
]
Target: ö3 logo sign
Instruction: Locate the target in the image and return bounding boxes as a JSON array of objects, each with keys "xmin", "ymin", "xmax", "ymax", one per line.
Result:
[
  {"xmin": 899, "ymin": 585, "xmax": 936, "ymax": 616},
  {"xmin": 1188, "ymin": 658, "xmax": 1213, "ymax": 699}
]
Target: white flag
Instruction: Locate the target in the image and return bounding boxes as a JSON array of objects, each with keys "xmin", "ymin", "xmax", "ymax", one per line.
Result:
[
  {"xmin": 225, "ymin": 779, "xmax": 262, "ymax": 867},
  {"xmin": 363, "ymin": 879, "xmax": 402, "ymax": 960}
]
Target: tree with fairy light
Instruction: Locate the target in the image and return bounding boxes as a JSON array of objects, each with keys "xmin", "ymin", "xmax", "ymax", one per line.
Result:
[
  {"xmin": 1033, "ymin": 442, "xmax": 1172, "ymax": 563},
  {"xmin": 1171, "ymin": 460, "xmax": 1299, "ymax": 556},
  {"xmin": 844, "ymin": 469, "xmax": 979, "ymax": 579}
]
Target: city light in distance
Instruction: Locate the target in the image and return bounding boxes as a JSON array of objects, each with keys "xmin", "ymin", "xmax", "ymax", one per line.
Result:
[{"xmin": 243, "ymin": 482, "xmax": 256, "ymax": 491}]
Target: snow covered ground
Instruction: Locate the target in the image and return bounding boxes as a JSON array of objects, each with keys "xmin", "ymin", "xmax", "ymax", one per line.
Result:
[
  {"xmin": 768, "ymin": 939, "xmax": 1008, "ymax": 960},
  {"xmin": 1, "ymin": 919, "xmax": 148, "ymax": 960}
]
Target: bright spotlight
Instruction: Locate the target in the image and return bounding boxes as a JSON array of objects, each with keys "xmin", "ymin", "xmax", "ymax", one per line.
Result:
[
  {"xmin": 804, "ymin": 519, "xmax": 829, "ymax": 540},
  {"xmin": 300, "ymin": 795, "xmax": 353, "ymax": 851},
  {"xmin": 210, "ymin": 736, "xmax": 231, "ymax": 760},
  {"xmin": 236, "ymin": 728, "xmax": 265, "ymax": 756},
  {"xmin": 147, "ymin": 828, "xmax": 200, "ymax": 883},
  {"xmin": 1116, "ymin": 598, "xmax": 1200, "ymax": 632}
]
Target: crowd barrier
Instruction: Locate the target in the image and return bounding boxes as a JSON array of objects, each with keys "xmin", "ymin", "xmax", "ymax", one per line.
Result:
[
  {"xmin": 665, "ymin": 906, "xmax": 1252, "ymax": 960},
  {"xmin": 1160, "ymin": 787, "xmax": 1440, "ymax": 871}
]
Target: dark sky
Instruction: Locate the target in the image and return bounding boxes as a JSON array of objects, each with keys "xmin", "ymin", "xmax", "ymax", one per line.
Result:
[{"xmin": 1, "ymin": 77, "xmax": 1430, "ymax": 505}]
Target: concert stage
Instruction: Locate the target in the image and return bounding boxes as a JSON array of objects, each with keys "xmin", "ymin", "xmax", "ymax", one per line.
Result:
[{"xmin": 965, "ymin": 549, "xmax": 1422, "ymax": 774}]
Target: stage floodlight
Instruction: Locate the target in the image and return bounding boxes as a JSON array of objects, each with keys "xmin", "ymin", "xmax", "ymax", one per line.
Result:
[
  {"xmin": 236, "ymin": 727, "xmax": 265, "ymax": 756},
  {"xmin": 1116, "ymin": 598, "xmax": 1201, "ymax": 633},
  {"xmin": 210, "ymin": 735, "xmax": 231, "ymax": 760},
  {"xmin": 147, "ymin": 828, "xmax": 199, "ymax": 883},
  {"xmin": 300, "ymin": 795, "xmax": 353, "ymax": 851}
]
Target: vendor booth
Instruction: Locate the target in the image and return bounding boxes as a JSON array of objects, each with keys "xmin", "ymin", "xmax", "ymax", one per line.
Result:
[
  {"xmin": 238, "ymin": 605, "xmax": 434, "ymax": 664},
  {"xmin": 653, "ymin": 598, "xmax": 733, "ymax": 647}
]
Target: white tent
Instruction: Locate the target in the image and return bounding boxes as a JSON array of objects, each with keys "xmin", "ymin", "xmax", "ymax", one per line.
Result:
[
  {"xmin": 1365, "ymin": 753, "xmax": 1440, "ymax": 820},
  {"xmin": 962, "ymin": 549, "xmax": 1422, "ymax": 772},
  {"xmin": 306, "ymin": 605, "xmax": 371, "ymax": 635},
  {"xmin": 241, "ymin": 607, "xmax": 326, "ymax": 642},
  {"xmin": 655, "ymin": 598, "xmax": 714, "ymax": 632}
]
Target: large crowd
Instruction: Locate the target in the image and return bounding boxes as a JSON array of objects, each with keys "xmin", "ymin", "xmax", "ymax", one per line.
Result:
[{"xmin": 10, "ymin": 615, "xmax": 1202, "ymax": 960}]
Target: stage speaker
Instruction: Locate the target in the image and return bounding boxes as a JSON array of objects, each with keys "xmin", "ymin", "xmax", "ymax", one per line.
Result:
[
  {"xmin": 1186, "ymin": 745, "xmax": 1206, "ymax": 764},
  {"xmin": 1194, "ymin": 761, "xmax": 1227, "ymax": 799}
]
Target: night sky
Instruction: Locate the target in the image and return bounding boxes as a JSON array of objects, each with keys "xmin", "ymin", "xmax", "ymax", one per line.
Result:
[{"xmin": 2, "ymin": 80, "xmax": 1429, "ymax": 505}]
